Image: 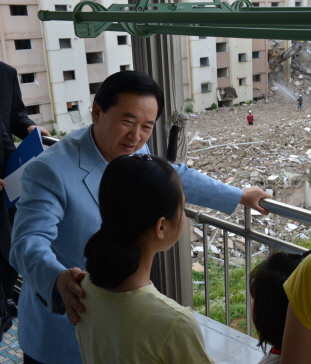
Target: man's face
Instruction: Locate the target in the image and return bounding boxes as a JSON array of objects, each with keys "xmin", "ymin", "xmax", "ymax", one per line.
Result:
[{"xmin": 92, "ymin": 93, "xmax": 158, "ymax": 162}]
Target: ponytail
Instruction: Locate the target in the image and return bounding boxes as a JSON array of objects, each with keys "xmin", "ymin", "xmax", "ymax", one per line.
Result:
[{"xmin": 84, "ymin": 228, "xmax": 141, "ymax": 289}]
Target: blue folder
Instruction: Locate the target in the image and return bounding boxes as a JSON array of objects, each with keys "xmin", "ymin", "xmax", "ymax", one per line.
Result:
[{"xmin": 4, "ymin": 128, "xmax": 44, "ymax": 208}]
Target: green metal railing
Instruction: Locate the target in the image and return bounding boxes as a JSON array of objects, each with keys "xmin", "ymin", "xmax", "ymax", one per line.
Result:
[{"xmin": 38, "ymin": 0, "xmax": 311, "ymax": 40}]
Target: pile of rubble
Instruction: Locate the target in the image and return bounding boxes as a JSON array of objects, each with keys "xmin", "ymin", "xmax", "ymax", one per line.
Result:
[
  {"xmin": 185, "ymin": 95, "xmax": 311, "ymax": 266},
  {"xmin": 290, "ymin": 56, "xmax": 311, "ymax": 97}
]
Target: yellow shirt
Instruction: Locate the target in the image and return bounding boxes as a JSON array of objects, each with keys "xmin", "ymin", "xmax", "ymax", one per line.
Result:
[
  {"xmin": 76, "ymin": 274, "xmax": 214, "ymax": 364},
  {"xmin": 284, "ymin": 253, "xmax": 311, "ymax": 330}
]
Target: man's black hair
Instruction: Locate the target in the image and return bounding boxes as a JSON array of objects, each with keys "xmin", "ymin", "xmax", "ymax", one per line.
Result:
[{"xmin": 94, "ymin": 71, "xmax": 164, "ymax": 120}]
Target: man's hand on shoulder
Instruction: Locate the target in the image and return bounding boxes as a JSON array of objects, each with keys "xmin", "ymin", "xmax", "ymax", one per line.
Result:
[
  {"xmin": 240, "ymin": 186, "xmax": 272, "ymax": 215},
  {"xmin": 55, "ymin": 268, "xmax": 86, "ymax": 326},
  {"xmin": 27, "ymin": 125, "xmax": 51, "ymax": 137}
]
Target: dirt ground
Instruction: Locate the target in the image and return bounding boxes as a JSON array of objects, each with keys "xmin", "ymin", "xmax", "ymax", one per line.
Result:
[{"xmin": 185, "ymin": 94, "xmax": 311, "ymax": 249}]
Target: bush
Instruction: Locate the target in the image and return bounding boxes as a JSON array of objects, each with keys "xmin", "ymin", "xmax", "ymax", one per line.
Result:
[
  {"xmin": 13, "ymin": 135, "xmax": 22, "ymax": 143},
  {"xmin": 233, "ymin": 103, "xmax": 240, "ymax": 107},
  {"xmin": 50, "ymin": 127, "xmax": 57, "ymax": 136},
  {"xmin": 210, "ymin": 103, "xmax": 218, "ymax": 110},
  {"xmin": 185, "ymin": 104, "xmax": 193, "ymax": 113}
]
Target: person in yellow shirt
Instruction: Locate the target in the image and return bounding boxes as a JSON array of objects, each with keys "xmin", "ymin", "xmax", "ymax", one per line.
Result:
[
  {"xmin": 76, "ymin": 154, "xmax": 214, "ymax": 364},
  {"xmin": 279, "ymin": 251, "xmax": 311, "ymax": 364}
]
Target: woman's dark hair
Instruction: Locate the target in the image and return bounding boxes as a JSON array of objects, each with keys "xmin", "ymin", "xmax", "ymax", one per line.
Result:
[
  {"xmin": 84, "ymin": 154, "xmax": 183, "ymax": 289},
  {"xmin": 250, "ymin": 250, "xmax": 311, "ymax": 352},
  {"xmin": 94, "ymin": 70, "xmax": 164, "ymax": 120}
]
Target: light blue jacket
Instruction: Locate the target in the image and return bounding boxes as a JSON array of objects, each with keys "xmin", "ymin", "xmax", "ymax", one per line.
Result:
[{"xmin": 10, "ymin": 126, "xmax": 241, "ymax": 364}]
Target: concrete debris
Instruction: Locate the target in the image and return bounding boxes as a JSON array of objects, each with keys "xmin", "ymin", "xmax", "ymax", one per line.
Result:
[
  {"xmin": 186, "ymin": 88, "xmax": 311, "ymax": 267},
  {"xmin": 192, "ymin": 262, "xmax": 205, "ymax": 272}
]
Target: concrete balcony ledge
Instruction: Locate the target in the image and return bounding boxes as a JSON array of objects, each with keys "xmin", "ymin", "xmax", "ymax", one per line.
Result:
[{"xmin": 195, "ymin": 312, "xmax": 266, "ymax": 363}]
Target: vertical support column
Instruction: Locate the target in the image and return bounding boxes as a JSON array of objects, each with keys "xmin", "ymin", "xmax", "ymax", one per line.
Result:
[
  {"xmin": 203, "ymin": 223, "xmax": 210, "ymax": 316},
  {"xmin": 305, "ymin": 168, "xmax": 311, "ymax": 209},
  {"xmin": 284, "ymin": 40, "xmax": 291, "ymax": 86},
  {"xmin": 131, "ymin": 31, "xmax": 193, "ymax": 307},
  {"xmin": 244, "ymin": 207, "xmax": 253, "ymax": 337},
  {"xmin": 223, "ymin": 230, "xmax": 230, "ymax": 326},
  {"xmin": 244, "ymin": 207, "xmax": 252, "ymax": 336}
]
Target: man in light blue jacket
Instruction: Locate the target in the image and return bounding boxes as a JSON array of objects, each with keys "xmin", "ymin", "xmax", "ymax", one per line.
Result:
[{"xmin": 10, "ymin": 71, "xmax": 270, "ymax": 364}]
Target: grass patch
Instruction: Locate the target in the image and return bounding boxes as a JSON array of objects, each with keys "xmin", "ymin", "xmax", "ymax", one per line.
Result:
[
  {"xmin": 295, "ymin": 238, "xmax": 311, "ymax": 250},
  {"xmin": 192, "ymin": 258, "xmax": 262, "ymax": 334}
]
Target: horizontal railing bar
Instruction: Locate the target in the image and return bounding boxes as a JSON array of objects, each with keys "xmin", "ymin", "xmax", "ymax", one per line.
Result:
[
  {"xmin": 41, "ymin": 136, "xmax": 60, "ymax": 146},
  {"xmin": 261, "ymin": 198, "xmax": 311, "ymax": 225},
  {"xmin": 38, "ymin": 10, "xmax": 311, "ymax": 25},
  {"xmin": 185, "ymin": 207, "xmax": 307, "ymax": 254},
  {"xmin": 131, "ymin": 24, "xmax": 311, "ymax": 40}
]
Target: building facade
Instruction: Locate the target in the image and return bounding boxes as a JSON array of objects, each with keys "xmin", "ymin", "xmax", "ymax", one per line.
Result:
[
  {"xmin": 0, "ymin": 0, "xmax": 134, "ymax": 134},
  {"xmin": 0, "ymin": 0, "xmax": 308, "ymax": 129}
]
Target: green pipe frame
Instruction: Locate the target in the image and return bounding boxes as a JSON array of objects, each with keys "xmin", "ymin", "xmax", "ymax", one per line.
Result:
[{"xmin": 38, "ymin": 0, "xmax": 311, "ymax": 40}]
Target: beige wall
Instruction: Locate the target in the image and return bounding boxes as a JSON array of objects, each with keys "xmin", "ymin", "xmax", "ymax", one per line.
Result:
[
  {"xmin": 217, "ymin": 74, "xmax": 231, "ymax": 89},
  {"xmin": 20, "ymin": 72, "xmax": 51, "ymax": 105},
  {"xmin": 252, "ymin": 39, "xmax": 270, "ymax": 98},
  {"xmin": 85, "ymin": 33, "xmax": 108, "ymax": 84},
  {"xmin": 87, "ymin": 64, "xmax": 107, "ymax": 84},
  {"xmin": 216, "ymin": 52, "xmax": 229, "ymax": 69},
  {"xmin": 6, "ymin": 39, "xmax": 46, "ymax": 73},
  {"xmin": 216, "ymin": 43, "xmax": 230, "ymax": 89},
  {"xmin": 0, "ymin": 2, "xmax": 52, "ymax": 128},
  {"xmin": 0, "ymin": 4, "xmax": 41, "ymax": 40}
]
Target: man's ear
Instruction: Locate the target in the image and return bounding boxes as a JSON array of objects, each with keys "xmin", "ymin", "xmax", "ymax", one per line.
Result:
[
  {"xmin": 154, "ymin": 217, "xmax": 166, "ymax": 240},
  {"xmin": 92, "ymin": 102, "xmax": 101, "ymax": 123}
]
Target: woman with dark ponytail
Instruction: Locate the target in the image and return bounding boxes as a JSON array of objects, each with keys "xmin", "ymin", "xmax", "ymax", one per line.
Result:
[{"xmin": 76, "ymin": 154, "xmax": 214, "ymax": 364}]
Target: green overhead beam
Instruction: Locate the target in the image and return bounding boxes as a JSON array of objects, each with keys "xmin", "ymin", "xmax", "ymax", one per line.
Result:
[{"xmin": 38, "ymin": 0, "xmax": 311, "ymax": 40}]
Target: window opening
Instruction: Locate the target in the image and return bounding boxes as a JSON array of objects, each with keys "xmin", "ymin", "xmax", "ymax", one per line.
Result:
[
  {"xmin": 59, "ymin": 39, "xmax": 71, "ymax": 49},
  {"xmin": 238, "ymin": 53, "xmax": 247, "ymax": 62},
  {"xmin": 216, "ymin": 42, "xmax": 227, "ymax": 52},
  {"xmin": 201, "ymin": 83, "xmax": 212, "ymax": 92},
  {"xmin": 15, "ymin": 40, "xmax": 31, "ymax": 50},
  {"xmin": 117, "ymin": 36, "xmax": 127, "ymax": 45},
  {"xmin": 200, "ymin": 57, "xmax": 210, "ymax": 67},
  {"xmin": 89, "ymin": 83, "xmax": 102, "ymax": 95},
  {"xmin": 10, "ymin": 5, "xmax": 28, "ymax": 16},
  {"xmin": 20, "ymin": 73, "xmax": 35, "ymax": 83},
  {"xmin": 67, "ymin": 102, "xmax": 79, "ymax": 112},
  {"xmin": 55, "ymin": 5, "xmax": 67, "ymax": 11},
  {"xmin": 63, "ymin": 71, "xmax": 75, "ymax": 81},
  {"xmin": 217, "ymin": 68, "xmax": 228, "ymax": 78},
  {"xmin": 120, "ymin": 65, "xmax": 130, "ymax": 71},
  {"xmin": 26, "ymin": 105, "xmax": 40, "ymax": 114},
  {"xmin": 86, "ymin": 52, "xmax": 103, "ymax": 64}
]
